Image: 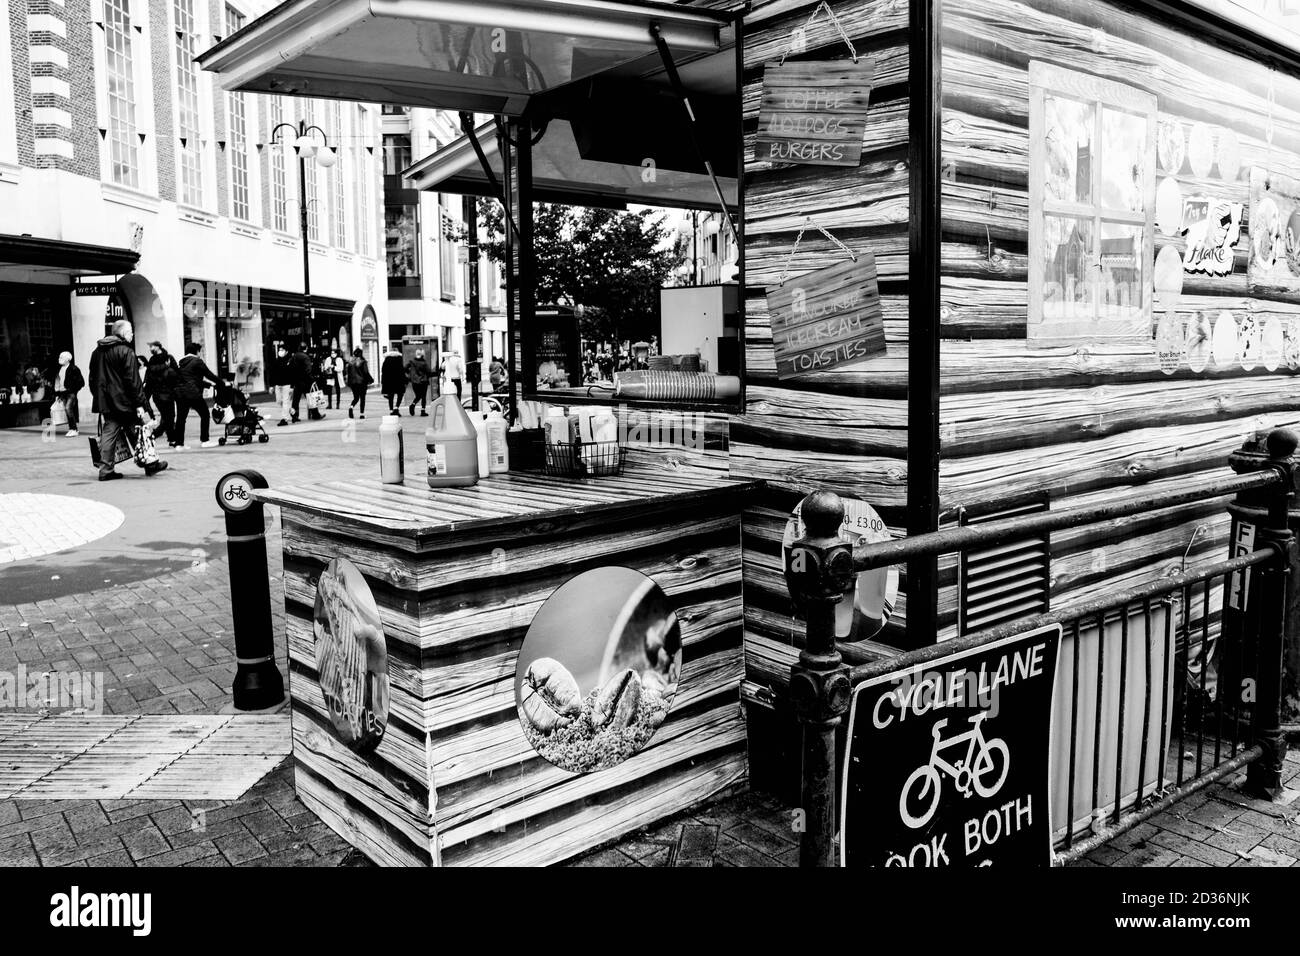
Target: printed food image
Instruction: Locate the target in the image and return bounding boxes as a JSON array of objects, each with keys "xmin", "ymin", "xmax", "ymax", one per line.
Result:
[
  {"xmin": 1253, "ymin": 195, "xmax": 1281, "ymax": 270},
  {"xmin": 313, "ymin": 558, "xmax": 390, "ymax": 750},
  {"xmin": 515, "ymin": 568, "xmax": 682, "ymax": 774}
]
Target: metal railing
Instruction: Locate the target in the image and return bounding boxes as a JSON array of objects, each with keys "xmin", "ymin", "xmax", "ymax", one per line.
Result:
[{"xmin": 783, "ymin": 428, "xmax": 1299, "ymax": 867}]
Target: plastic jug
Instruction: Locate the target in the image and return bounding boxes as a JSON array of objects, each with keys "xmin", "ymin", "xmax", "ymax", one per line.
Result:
[
  {"xmin": 379, "ymin": 414, "xmax": 404, "ymax": 484},
  {"xmin": 472, "ymin": 410, "xmax": 490, "ymax": 479},
  {"xmin": 426, "ymin": 383, "xmax": 479, "ymax": 487},
  {"xmin": 486, "ymin": 409, "xmax": 510, "ymax": 473}
]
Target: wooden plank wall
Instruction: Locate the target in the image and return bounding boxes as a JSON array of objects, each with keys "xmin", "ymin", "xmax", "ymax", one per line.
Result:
[
  {"xmin": 279, "ymin": 496, "xmax": 748, "ymax": 866},
  {"xmin": 936, "ymin": 0, "xmax": 1300, "ymax": 638},
  {"xmin": 731, "ymin": 0, "xmax": 912, "ymax": 795}
]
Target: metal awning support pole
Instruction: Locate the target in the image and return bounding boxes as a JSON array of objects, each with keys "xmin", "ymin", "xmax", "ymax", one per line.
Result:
[
  {"xmin": 649, "ymin": 22, "xmax": 738, "ymax": 245},
  {"xmin": 461, "ymin": 112, "xmax": 521, "ymax": 247}
]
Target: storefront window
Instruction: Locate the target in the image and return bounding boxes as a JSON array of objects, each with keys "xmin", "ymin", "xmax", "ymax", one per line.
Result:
[
  {"xmin": 0, "ymin": 285, "xmax": 72, "ymax": 406},
  {"xmin": 386, "ymin": 204, "xmax": 419, "ymax": 278},
  {"xmin": 217, "ymin": 314, "xmax": 264, "ymax": 392},
  {"xmin": 384, "ymin": 134, "xmax": 411, "ymax": 176},
  {"xmin": 1029, "ymin": 62, "xmax": 1154, "ymax": 342}
]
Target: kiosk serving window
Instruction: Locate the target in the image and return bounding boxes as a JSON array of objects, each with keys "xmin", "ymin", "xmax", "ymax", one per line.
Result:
[{"xmin": 1029, "ymin": 63, "xmax": 1156, "ymax": 344}]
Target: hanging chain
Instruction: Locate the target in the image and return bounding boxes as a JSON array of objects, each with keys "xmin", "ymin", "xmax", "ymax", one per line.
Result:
[
  {"xmin": 778, "ymin": 216, "xmax": 858, "ymax": 284},
  {"xmin": 779, "ymin": 1, "xmax": 860, "ymax": 65}
]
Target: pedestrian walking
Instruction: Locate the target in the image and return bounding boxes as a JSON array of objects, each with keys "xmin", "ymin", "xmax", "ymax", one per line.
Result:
[
  {"xmin": 381, "ymin": 346, "xmax": 405, "ymax": 414},
  {"xmin": 174, "ymin": 342, "xmax": 222, "ymax": 448},
  {"xmin": 289, "ymin": 345, "xmax": 314, "ymax": 422},
  {"xmin": 51, "ymin": 351, "xmax": 84, "ymax": 438},
  {"xmin": 88, "ymin": 319, "xmax": 168, "ymax": 481},
  {"xmin": 323, "ymin": 349, "xmax": 344, "ymax": 410},
  {"xmin": 346, "ymin": 348, "xmax": 374, "ymax": 419},
  {"xmin": 405, "ymin": 348, "xmax": 431, "ymax": 417},
  {"xmin": 270, "ymin": 345, "xmax": 293, "ymax": 426},
  {"xmin": 442, "ymin": 349, "xmax": 465, "ymax": 400},
  {"xmin": 143, "ymin": 342, "xmax": 179, "ymax": 446}
]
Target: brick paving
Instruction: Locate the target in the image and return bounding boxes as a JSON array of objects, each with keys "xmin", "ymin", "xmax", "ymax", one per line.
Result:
[{"xmin": 3, "ymin": 419, "xmax": 1300, "ymax": 867}]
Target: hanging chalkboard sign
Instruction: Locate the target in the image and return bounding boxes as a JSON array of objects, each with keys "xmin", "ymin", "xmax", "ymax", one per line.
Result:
[
  {"xmin": 768, "ymin": 254, "xmax": 885, "ymax": 378},
  {"xmin": 756, "ymin": 59, "xmax": 874, "ymax": 167}
]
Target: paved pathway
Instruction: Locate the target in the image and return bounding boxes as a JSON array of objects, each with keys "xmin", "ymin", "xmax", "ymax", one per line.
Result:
[{"xmin": 1, "ymin": 416, "xmax": 1298, "ymax": 867}]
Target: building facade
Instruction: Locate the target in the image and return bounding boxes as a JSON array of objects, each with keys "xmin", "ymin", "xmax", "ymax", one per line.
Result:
[
  {"xmin": 382, "ymin": 105, "xmax": 507, "ymax": 374},
  {"xmin": 0, "ymin": 0, "xmax": 386, "ymax": 423}
]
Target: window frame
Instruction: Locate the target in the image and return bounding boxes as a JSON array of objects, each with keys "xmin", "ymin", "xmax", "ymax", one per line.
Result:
[
  {"xmin": 171, "ymin": 0, "xmax": 210, "ymax": 210},
  {"xmin": 224, "ymin": 3, "xmax": 254, "ymax": 223},
  {"xmin": 1028, "ymin": 61, "xmax": 1157, "ymax": 345}
]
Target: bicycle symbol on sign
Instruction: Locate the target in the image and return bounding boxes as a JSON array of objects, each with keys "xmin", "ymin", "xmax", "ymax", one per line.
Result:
[
  {"xmin": 900, "ymin": 712, "xmax": 1010, "ymax": 829},
  {"xmin": 223, "ymin": 483, "xmax": 250, "ymax": 503}
]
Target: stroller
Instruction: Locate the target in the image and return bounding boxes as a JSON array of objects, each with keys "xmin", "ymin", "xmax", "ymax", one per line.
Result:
[{"xmin": 211, "ymin": 381, "xmax": 269, "ymax": 446}]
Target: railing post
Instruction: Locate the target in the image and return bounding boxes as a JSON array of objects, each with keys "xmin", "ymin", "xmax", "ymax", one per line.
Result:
[
  {"xmin": 785, "ymin": 491, "xmax": 855, "ymax": 867},
  {"xmin": 1244, "ymin": 429, "xmax": 1297, "ymax": 800}
]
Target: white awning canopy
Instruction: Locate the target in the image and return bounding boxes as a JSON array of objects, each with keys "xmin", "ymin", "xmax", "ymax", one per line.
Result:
[
  {"xmin": 197, "ymin": 0, "xmax": 729, "ymax": 114},
  {"xmin": 403, "ymin": 115, "xmax": 737, "ymax": 211}
]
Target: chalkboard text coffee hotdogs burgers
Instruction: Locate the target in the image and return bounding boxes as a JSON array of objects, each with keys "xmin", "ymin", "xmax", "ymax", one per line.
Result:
[{"xmin": 757, "ymin": 60, "xmax": 875, "ymax": 167}]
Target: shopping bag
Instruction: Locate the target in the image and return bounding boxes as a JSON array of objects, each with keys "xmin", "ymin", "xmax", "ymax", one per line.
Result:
[
  {"xmin": 51, "ymin": 398, "xmax": 67, "ymax": 427},
  {"xmin": 128, "ymin": 424, "xmax": 160, "ymax": 467},
  {"xmin": 306, "ymin": 385, "xmax": 326, "ymax": 410},
  {"xmin": 88, "ymin": 436, "xmax": 101, "ymax": 467}
]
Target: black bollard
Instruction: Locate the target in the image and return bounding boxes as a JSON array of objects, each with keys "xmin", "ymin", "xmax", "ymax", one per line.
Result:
[{"xmin": 215, "ymin": 470, "xmax": 286, "ymax": 711}]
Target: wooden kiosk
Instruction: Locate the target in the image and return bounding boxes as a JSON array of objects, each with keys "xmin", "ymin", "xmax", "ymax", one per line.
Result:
[{"xmin": 201, "ymin": 0, "xmax": 1300, "ymax": 864}]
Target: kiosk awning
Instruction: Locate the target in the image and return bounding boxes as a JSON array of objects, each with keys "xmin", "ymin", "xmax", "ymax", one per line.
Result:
[
  {"xmin": 403, "ymin": 117, "xmax": 736, "ymax": 211},
  {"xmin": 196, "ymin": 0, "xmax": 729, "ymax": 114}
]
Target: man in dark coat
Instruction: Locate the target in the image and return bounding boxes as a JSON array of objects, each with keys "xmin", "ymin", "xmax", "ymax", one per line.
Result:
[
  {"xmin": 89, "ymin": 319, "xmax": 168, "ymax": 481},
  {"xmin": 404, "ymin": 348, "xmax": 431, "ymax": 417},
  {"xmin": 174, "ymin": 342, "xmax": 222, "ymax": 447},
  {"xmin": 289, "ymin": 346, "xmax": 314, "ymax": 423},
  {"xmin": 143, "ymin": 341, "xmax": 179, "ymax": 446},
  {"xmin": 380, "ymin": 346, "xmax": 406, "ymax": 414}
]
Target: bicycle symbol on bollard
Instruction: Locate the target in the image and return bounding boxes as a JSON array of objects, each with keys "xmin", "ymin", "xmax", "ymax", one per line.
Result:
[
  {"xmin": 223, "ymin": 483, "xmax": 250, "ymax": 503},
  {"xmin": 899, "ymin": 712, "xmax": 1010, "ymax": 830}
]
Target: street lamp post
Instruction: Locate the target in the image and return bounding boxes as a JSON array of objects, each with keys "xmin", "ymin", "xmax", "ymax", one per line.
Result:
[{"xmin": 271, "ymin": 120, "xmax": 335, "ymax": 347}]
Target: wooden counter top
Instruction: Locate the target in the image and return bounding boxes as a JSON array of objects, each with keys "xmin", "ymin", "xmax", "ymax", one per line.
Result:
[{"xmin": 256, "ymin": 470, "xmax": 763, "ymax": 549}]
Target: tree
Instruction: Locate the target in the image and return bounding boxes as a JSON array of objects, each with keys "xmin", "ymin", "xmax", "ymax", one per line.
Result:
[{"xmin": 469, "ymin": 200, "xmax": 684, "ymax": 349}]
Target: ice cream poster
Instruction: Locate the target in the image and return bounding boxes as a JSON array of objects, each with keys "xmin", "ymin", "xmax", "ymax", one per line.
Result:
[
  {"xmin": 1181, "ymin": 196, "xmax": 1243, "ymax": 275},
  {"xmin": 1248, "ymin": 167, "xmax": 1300, "ymax": 294}
]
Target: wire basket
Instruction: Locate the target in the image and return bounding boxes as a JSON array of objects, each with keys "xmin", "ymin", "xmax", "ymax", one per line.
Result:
[{"xmin": 543, "ymin": 440, "xmax": 625, "ymax": 478}]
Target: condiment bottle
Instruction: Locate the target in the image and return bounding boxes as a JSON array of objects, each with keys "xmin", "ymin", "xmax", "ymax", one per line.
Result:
[
  {"xmin": 486, "ymin": 409, "xmax": 509, "ymax": 473},
  {"xmin": 379, "ymin": 414, "xmax": 404, "ymax": 484},
  {"xmin": 472, "ymin": 410, "xmax": 490, "ymax": 479},
  {"xmin": 425, "ymin": 381, "xmax": 479, "ymax": 488}
]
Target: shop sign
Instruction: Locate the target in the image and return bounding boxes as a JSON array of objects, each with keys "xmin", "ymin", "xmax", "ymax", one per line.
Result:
[
  {"xmin": 756, "ymin": 59, "xmax": 874, "ymax": 167},
  {"xmin": 841, "ymin": 624, "xmax": 1061, "ymax": 867},
  {"xmin": 534, "ymin": 313, "xmax": 580, "ymax": 389},
  {"xmin": 768, "ymin": 254, "xmax": 885, "ymax": 379},
  {"xmin": 73, "ymin": 282, "xmax": 119, "ymax": 297},
  {"xmin": 360, "ymin": 316, "xmax": 378, "ymax": 341}
]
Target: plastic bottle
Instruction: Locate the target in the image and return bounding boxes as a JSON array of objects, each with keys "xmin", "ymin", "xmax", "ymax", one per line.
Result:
[
  {"xmin": 486, "ymin": 409, "xmax": 509, "ymax": 473},
  {"xmin": 379, "ymin": 414, "xmax": 404, "ymax": 484},
  {"xmin": 472, "ymin": 410, "xmax": 490, "ymax": 479},
  {"xmin": 425, "ymin": 381, "xmax": 479, "ymax": 487}
]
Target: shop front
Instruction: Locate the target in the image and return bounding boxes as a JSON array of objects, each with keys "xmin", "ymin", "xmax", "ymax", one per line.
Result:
[
  {"xmin": 201, "ymin": 0, "xmax": 1300, "ymax": 866},
  {"xmin": 0, "ymin": 235, "xmax": 139, "ymax": 427},
  {"xmin": 181, "ymin": 278, "xmax": 356, "ymax": 398}
]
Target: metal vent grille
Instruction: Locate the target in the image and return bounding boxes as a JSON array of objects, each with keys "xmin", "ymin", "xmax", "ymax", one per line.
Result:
[{"xmin": 959, "ymin": 498, "xmax": 1051, "ymax": 636}]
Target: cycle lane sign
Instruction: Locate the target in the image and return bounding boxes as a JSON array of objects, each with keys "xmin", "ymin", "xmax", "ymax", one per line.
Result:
[{"xmin": 840, "ymin": 623, "xmax": 1061, "ymax": 867}]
